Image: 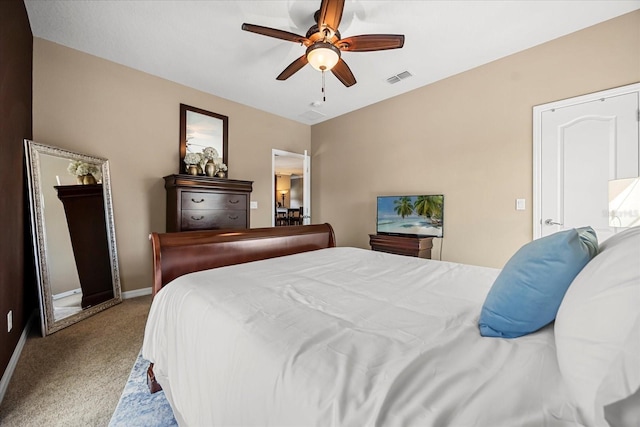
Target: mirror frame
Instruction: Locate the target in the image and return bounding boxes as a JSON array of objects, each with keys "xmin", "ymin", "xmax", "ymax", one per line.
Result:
[
  {"xmin": 179, "ymin": 103, "xmax": 228, "ymax": 174},
  {"xmin": 24, "ymin": 140, "xmax": 122, "ymax": 335}
]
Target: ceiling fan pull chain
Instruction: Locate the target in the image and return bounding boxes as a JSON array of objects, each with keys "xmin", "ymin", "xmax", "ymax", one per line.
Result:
[{"xmin": 322, "ymin": 70, "xmax": 326, "ymax": 102}]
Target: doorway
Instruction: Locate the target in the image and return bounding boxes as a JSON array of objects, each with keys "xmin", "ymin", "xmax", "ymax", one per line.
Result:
[
  {"xmin": 533, "ymin": 83, "xmax": 640, "ymax": 241},
  {"xmin": 272, "ymin": 149, "xmax": 311, "ymax": 226}
]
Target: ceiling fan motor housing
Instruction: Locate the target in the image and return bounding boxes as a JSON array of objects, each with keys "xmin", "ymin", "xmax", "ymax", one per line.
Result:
[{"xmin": 306, "ymin": 24, "xmax": 341, "ymax": 44}]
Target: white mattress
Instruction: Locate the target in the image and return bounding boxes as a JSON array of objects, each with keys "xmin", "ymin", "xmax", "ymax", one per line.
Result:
[{"xmin": 142, "ymin": 247, "xmax": 580, "ymax": 426}]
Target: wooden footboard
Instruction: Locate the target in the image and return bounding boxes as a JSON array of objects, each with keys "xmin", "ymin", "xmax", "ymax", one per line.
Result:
[{"xmin": 149, "ymin": 223, "xmax": 336, "ymax": 296}]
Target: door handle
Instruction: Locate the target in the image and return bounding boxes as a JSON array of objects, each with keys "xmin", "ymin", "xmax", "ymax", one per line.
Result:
[{"xmin": 544, "ymin": 219, "xmax": 563, "ymax": 226}]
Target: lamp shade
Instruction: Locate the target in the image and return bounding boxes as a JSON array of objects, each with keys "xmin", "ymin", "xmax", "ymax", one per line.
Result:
[
  {"xmin": 609, "ymin": 177, "xmax": 640, "ymax": 227},
  {"xmin": 306, "ymin": 42, "xmax": 340, "ymax": 71}
]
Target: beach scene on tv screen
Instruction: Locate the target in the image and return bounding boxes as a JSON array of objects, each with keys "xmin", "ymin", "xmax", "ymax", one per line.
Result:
[{"xmin": 377, "ymin": 195, "xmax": 443, "ymax": 237}]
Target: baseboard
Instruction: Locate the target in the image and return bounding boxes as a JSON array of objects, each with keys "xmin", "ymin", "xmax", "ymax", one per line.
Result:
[
  {"xmin": 0, "ymin": 310, "xmax": 36, "ymax": 405},
  {"xmin": 122, "ymin": 287, "xmax": 152, "ymax": 299}
]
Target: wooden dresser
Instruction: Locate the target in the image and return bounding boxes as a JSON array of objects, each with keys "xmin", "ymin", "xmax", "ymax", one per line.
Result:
[{"xmin": 164, "ymin": 174, "xmax": 253, "ymax": 232}]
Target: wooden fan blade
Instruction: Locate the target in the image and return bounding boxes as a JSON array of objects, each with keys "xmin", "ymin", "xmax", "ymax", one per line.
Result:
[
  {"xmin": 242, "ymin": 23, "xmax": 309, "ymax": 45},
  {"xmin": 331, "ymin": 59, "xmax": 356, "ymax": 87},
  {"xmin": 338, "ymin": 34, "xmax": 405, "ymax": 52},
  {"xmin": 276, "ymin": 55, "xmax": 309, "ymax": 80},
  {"xmin": 317, "ymin": 0, "xmax": 345, "ymax": 32}
]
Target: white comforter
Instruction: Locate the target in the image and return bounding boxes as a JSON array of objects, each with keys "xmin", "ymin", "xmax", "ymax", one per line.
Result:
[{"xmin": 142, "ymin": 247, "xmax": 579, "ymax": 426}]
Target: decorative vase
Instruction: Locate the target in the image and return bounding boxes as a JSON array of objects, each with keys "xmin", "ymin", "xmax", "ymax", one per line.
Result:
[
  {"xmin": 76, "ymin": 176, "xmax": 84, "ymax": 184},
  {"xmin": 83, "ymin": 174, "xmax": 97, "ymax": 185},
  {"xmin": 187, "ymin": 164, "xmax": 198, "ymax": 176},
  {"xmin": 204, "ymin": 161, "xmax": 216, "ymax": 177},
  {"xmin": 216, "ymin": 170, "xmax": 226, "ymax": 178}
]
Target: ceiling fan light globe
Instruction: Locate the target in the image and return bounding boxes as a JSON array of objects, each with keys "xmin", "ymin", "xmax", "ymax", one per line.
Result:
[{"xmin": 306, "ymin": 42, "xmax": 340, "ymax": 72}]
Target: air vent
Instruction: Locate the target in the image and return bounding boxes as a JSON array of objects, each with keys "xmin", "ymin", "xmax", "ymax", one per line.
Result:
[{"xmin": 386, "ymin": 70, "xmax": 413, "ymax": 84}]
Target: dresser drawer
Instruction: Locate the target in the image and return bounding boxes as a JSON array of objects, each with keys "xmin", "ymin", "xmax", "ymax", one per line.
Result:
[
  {"xmin": 181, "ymin": 209, "xmax": 247, "ymax": 230},
  {"xmin": 181, "ymin": 191, "xmax": 246, "ymax": 210}
]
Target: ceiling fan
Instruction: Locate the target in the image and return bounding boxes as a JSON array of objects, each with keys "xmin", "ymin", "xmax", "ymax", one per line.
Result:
[{"xmin": 241, "ymin": 0, "xmax": 405, "ymax": 88}]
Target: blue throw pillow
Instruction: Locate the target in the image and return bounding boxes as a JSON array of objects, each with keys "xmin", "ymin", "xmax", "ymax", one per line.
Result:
[{"xmin": 478, "ymin": 227, "xmax": 598, "ymax": 338}]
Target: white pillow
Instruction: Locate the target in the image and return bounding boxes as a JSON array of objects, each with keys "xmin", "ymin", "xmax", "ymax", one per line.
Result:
[{"xmin": 555, "ymin": 226, "xmax": 640, "ymax": 426}]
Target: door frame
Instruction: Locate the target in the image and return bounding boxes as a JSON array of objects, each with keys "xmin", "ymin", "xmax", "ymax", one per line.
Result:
[
  {"xmin": 532, "ymin": 82, "xmax": 640, "ymax": 239},
  {"xmin": 271, "ymin": 149, "xmax": 310, "ymax": 227}
]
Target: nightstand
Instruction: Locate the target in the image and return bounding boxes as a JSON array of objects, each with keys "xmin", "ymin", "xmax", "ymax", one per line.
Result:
[{"xmin": 369, "ymin": 234, "xmax": 433, "ymax": 259}]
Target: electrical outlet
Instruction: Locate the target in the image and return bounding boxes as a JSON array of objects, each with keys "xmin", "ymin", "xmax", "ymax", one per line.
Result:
[
  {"xmin": 7, "ymin": 310, "xmax": 12, "ymax": 333},
  {"xmin": 250, "ymin": 201, "xmax": 258, "ymax": 209}
]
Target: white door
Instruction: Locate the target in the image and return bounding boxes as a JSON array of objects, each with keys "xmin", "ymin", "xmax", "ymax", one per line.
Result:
[{"xmin": 534, "ymin": 87, "xmax": 639, "ymax": 241}]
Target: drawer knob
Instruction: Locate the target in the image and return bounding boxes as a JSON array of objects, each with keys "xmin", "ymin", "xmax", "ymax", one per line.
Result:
[
  {"xmin": 191, "ymin": 198, "xmax": 205, "ymax": 203},
  {"xmin": 228, "ymin": 215, "xmax": 239, "ymax": 220},
  {"xmin": 191, "ymin": 215, "xmax": 204, "ymax": 221},
  {"xmin": 228, "ymin": 199, "xmax": 239, "ymax": 204}
]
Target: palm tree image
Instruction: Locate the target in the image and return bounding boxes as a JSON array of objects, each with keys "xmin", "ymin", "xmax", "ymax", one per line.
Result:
[
  {"xmin": 377, "ymin": 195, "xmax": 444, "ymax": 237},
  {"xmin": 393, "ymin": 196, "xmax": 414, "ymax": 219},
  {"xmin": 414, "ymin": 195, "xmax": 443, "ymax": 222}
]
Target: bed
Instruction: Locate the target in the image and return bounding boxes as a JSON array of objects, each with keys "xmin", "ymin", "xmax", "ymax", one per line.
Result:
[{"xmin": 142, "ymin": 223, "xmax": 640, "ymax": 427}]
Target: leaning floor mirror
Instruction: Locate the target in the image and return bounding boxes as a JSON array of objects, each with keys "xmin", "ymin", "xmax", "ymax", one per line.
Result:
[{"xmin": 24, "ymin": 140, "xmax": 122, "ymax": 336}]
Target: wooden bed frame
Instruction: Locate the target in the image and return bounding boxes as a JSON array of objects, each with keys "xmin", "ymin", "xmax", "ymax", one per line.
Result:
[
  {"xmin": 146, "ymin": 223, "xmax": 337, "ymax": 392},
  {"xmin": 149, "ymin": 223, "xmax": 336, "ymax": 296}
]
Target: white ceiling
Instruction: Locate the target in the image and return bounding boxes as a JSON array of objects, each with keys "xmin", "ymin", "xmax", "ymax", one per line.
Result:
[{"xmin": 25, "ymin": 1, "xmax": 640, "ymax": 125}]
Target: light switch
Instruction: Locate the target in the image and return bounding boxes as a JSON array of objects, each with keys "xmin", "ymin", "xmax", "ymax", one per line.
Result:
[
  {"xmin": 516, "ymin": 199, "xmax": 526, "ymax": 211},
  {"xmin": 250, "ymin": 201, "xmax": 258, "ymax": 209}
]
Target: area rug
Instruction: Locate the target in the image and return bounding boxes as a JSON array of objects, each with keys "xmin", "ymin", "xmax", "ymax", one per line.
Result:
[{"xmin": 109, "ymin": 353, "xmax": 177, "ymax": 427}]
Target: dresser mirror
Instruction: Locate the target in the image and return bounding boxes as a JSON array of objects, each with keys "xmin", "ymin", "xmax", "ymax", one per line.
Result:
[
  {"xmin": 179, "ymin": 104, "xmax": 228, "ymax": 174},
  {"xmin": 24, "ymin": 140, "xmax": 122, "ymax": 336}
]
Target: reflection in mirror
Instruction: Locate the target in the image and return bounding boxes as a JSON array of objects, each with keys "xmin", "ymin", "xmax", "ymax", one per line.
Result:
[
  {"xmin": 179, "ymin": 104, "xmax": 228, "ymax": 174},
  {"xmin": 24, "ymin": 140, "xmax": 122, "ymax": 336}
]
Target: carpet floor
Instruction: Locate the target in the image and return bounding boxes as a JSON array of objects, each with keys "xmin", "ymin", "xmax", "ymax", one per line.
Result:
[
  {"xmin": 0, "ymin": 295, "xmax": 152, "ymax": 426},
  {"xmin": 109, "ymin": 353, "xmax": 177, "ymax": 427}
]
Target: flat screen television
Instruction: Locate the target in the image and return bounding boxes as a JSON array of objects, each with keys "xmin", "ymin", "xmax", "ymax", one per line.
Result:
[{"xmin": 376, "ymin": 195, "xmax": 444, "ymax": 238}]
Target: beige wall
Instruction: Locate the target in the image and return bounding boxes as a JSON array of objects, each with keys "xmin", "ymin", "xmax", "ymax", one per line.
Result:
[
  {"xmin": 33, "ymin": 39, "xmax": 310, "ymax": 292},
  {"xmin": 311, "ymin": 11, "xmax": 640, "ymax": 268}
]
